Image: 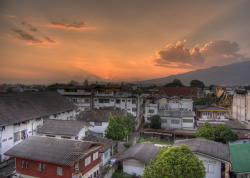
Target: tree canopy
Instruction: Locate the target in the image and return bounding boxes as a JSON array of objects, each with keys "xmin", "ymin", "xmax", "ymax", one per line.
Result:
[
  {"xmin": 190, "ymin": 80, "xmax": 205, "ymax": 89},
  {"xmin": 214, "ymin": 124, "xmax": 229, "ymax": 142},
  {"xmin": 143, "ymin": 145, "xmax": 206, "ymax": 178},
  {"xmin": 196, "ymin": 122, "xmax": 215, "ymax": 140},
  {"xmin": 220, "ymin": 129, "xmax": 238, "ymax": 142},
  {"xmin": 149, "ymin": 115, "xmax": 161, "ymax": 129},
  {"xmin": 105, "ymin": 114, "xmax": 135, "ymax": 141},
  {"xmin": 165, "ymin": 79, "xmax": 184, "ymax": 87},
  {"xmin": 197, "ymin": 122, "xmax": 238, "ymax": 143}
]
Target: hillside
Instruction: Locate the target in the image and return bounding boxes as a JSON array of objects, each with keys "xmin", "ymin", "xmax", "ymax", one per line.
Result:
[{"xmin": 137, "ymin": 61, "xmax": 250, "ymax": 86}]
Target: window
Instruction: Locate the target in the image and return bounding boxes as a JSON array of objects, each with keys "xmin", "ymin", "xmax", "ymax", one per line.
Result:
[
  {"xmin": 85, "ymin": 156, "xmax": 91, "ymax": 166},
  {"xmin": 94, "ymin": 171, "xmax": 97, "ymax": 178},
  {"xmin": 132, "ymin": 108, "xmax": 137, "ymax": 112},
  {"xmin": 99, "ymin": 99, "xmax": 110, "ymax": 103},
  {"xmin": 21, "ymin": 130, "xmax": 27, "ymax": 140},
  {"xmin": 183, "ymin": 119, "xmax": 193, "ymax": 123},
  {"xmin": 14, "ymin": 132, "xmax": 20, "ymax": 142},
  {"xmin": 21, "ymin": 160, "xmax": 28, "ymax": 169},
  {"xmin": 127, "ymin": 100, "xmax": 131, "ymax": 102},
  {"xmin": 46, "ymin": 135, "xmax": 55, "ymax": 137},
  {"xmin": 132, "ymin": 99, "xmax": 136, "ymax": 104},
  {"xmin": 94, "ymin": 122, "xmax": 102, "ymax": 126},
  {"xmin": 104, "ymin": 151, "xmax": 109, "ymax": 159},
  {"xmin": 84, "ymin": 99, "xmax": 89, "ymax": 103},
  {"xmin": 72, "ymin": 99, "xmax": 77, "ymax": 103},
  {"xmin": 204, "ymin": 164, "xmax": 214, "ymax": 173},
  {"xmin": 61, "ymin": 136, "xmax": 71, "ymax": 139},
  {"xmin": 161, "ymin": 119, "xmax": 167, "ymax": 123},
  {"xmin": 122, "ymin": 100, "xmax": 125, "ymax": 102},
  {"xmin": 171, "ymin": 120, "xmax": 180, "ymax": 124},
  {"xmin": 38, "ymin": 163, "xmax": 46, "ymax": 172},
  {"xmin": 75, "ymin": 136, "xmax": 78, "ymax": 140},
  {"xmin": 116, "ymin": 99, "xmax": 120, "ymax": 103},
  {"xmin": 149, "ymin": 109, "xmax": 154, "ymax": 113},
  {"xmin": 57, "ymin": 167, "xmax": 63, "ymax": 176},
  {"xmin": 93, "ymin": 152, "xmax": 98, "ymax": 160}
]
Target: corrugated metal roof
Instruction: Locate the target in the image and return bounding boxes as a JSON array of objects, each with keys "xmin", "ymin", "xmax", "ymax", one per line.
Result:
[
  {"xmin": 229, "ymin": 143, "xmax": 250, "ymax": 173},
  {"xmin": 173, "ymin": 138, "xmax": 230, "ymax": 162},
  {"xmin": 0, "ymin": 92, "xmax": 77, "ymax": 126},
  {"xmin": 5, "ymin": 136, "xmax": 95, "ymax": 166},
  {"xmin": 117, "ymin": 142, "xmax": 159, "ymax": 165},
  {"xmin": 37, "ymin": 120, "xmax": 91, "ymax": 136},
  {"xmin": 77, "ymin": 109, "xmax": 127, "ymax": 122}
]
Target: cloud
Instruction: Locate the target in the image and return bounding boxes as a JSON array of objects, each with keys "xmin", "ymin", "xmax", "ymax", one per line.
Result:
[
  {"xmin": 154, "ymin": 41, "xmax": 204, "ymax": 68},
  {"xmin": 11, "ymin": 28, "xmax": 56, "ymax": 45},
  {"xmin": 12, "ymin": 28, "xmax": 42, "ymax": 44},
  {"xmin": 6, "ymin": 14, "xmax": 16, "ymax": 19},
  {"xmin": 48, "ymin": 21, "xmax": 96, "ymax": 30},
  {"xmin": 44, "ymin": 36, "xmax": 55, "ymax": 44},
  {"xmin": 154, "ymin": 40, "xmax": 247, "ymax": 68},
  {"xmin": 21, "ymin": 20, "xmax": 38, "ymax": 32}
]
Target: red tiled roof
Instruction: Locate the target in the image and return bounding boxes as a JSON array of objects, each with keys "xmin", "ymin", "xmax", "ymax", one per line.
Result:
[{"xmin": 159, "ymin": 87, "xmax": 197, "ymax": 98}]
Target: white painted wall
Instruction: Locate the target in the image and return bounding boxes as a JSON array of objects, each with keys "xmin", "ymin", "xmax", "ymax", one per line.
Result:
[
  {"xmin": 89, "ymin": 122, "xmax": 109, "ymax": 137},
  {"xmin": 0, "ymin": 118, "xmax": 43, "ymax": 161},
  {"xmin": 100, "ymin": 148, "xmax": 111, "ymax": 167},
  {"xmin": 196, "ymin": 154, "xmax": 222, "ymax": 178},
  {"xmin": 123, "ymin": 159, "xmax": 145, "ymax": 176},
  {"xmin": 229, "ymin": 139, "xmax": 250, "ymax": 145},
  {"xmin": 161, "ymin": 116, "xmax": 194, "ymax": 130},
  {"xmin": 0, "ymin": 110, "xmax": 76, "ymax": 162}
]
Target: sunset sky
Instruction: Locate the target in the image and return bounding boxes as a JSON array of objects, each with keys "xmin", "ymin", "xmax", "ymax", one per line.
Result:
[{"xmin": 1, "ymin": 0, "xmax": 250, "ymax": 84}]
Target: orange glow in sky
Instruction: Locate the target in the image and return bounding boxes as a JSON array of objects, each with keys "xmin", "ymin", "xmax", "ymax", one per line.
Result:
[{"xmin": 0, "ymin": 0, "xmax": 249, "ymax": 84}]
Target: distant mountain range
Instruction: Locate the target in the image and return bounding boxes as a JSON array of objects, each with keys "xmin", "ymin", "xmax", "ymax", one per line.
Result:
[{"xmin": 136, "ymin": 61, "xmax": 250, "ymax": 86}]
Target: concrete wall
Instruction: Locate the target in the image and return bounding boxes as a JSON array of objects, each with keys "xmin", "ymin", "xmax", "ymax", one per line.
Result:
[{"xmin": 123, "ymin": 159, "xmax": 145, "ymax": 176}]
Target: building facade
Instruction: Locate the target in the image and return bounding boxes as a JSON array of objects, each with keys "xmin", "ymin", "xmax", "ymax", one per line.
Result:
[
  {"xmin": 233, "ymin": 89, "xmax": 250, "ymax": 122},
  {"xmin": 0, "ymin": 92, "xmax": 77, "ymax": 162},
  {"xmin": 5, "ymin": 136, "xmax": 103, "ymax": 178}
]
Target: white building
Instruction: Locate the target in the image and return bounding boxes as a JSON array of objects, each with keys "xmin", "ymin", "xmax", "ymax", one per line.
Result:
[
  {"xmin": 158, "ymin": 97, "xmax": 195, "ymax": 130},
  {"xmin": 37, "ymin": 119, "xmax": 92, "ymax": 140},
  {"xmin": 117, "ymin": 142, "xmax": 159, "ymax": 176},
  {"xmin": 77, "ymin": 109, "xmax": 127, "ymax": 137},
  {"xmin": 194, "ymin": 105, "xmax": 232, "ymax": 120},
  {"xmin": 173, "ymin": 138, "xmax": 231, "ymax": 178},
  {"xmin": 0, "ymin": 92, "xmax": 77, "ymax": 162},
  {"xmin": 83, "ymin": 135, "xmax": 116, "ymax": 167},
  {"xmin": 233, "ymin": 89, "xmax": 250, "ymax": 122},
  {"xmin": 56, "ymin": 86, "xmax": 93, "ymax": 113}
]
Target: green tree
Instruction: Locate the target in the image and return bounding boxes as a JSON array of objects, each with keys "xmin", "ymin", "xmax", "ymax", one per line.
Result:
[
  {"xmin": 196, "ymin": 122, "xmax": 215, "ymax": 140},
  {"xmin": 105, "ymin": 115, "xmax": 127, "ymax": 141},
  {"xmin": 143, "ymin": 145, "xmax": 206, "ymax": 178},
  {"xmin": 124, "ymin": 113, "xmax": 136, "ymax": 137},
  {"xmin": 214, "ymin": 124, "xmax": 229, "ymax": 142},
  {"xmin": 190, "ymin": 80, "xmax": 205, "ymax": 89},
  {"xmin": 205, "ymin": 93, "xmax": 220, "ymax": 106},
  {"xmin": 150, "ymin": 115, "xmax": 161, "ymax": 129},
  {"xmin": 165, "ymin": 79, "xmax": 184, "ymax": 87},
  {"xmin": 220, "ymin": 129, "xmax": 238, "ymax": 142}
]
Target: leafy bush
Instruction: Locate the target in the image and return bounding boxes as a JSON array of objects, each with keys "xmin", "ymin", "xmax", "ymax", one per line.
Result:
[{"xmin": 124, "ymin": 142, "xmax": 133, "ymax": 148}]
